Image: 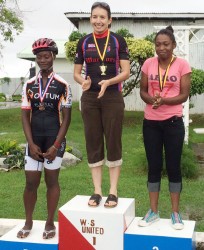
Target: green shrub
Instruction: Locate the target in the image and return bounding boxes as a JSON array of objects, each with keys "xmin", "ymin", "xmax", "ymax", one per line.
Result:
[
  {"xmin": 65, "ymin": 40, "xmax": 78, "ymax": 62},
  {"xmin": 126, "ymin": 38, "xmax": 154, "ymax": 63},
  {"xmin": 191, "ymin": 68, "xmax": 204, "ymax": 97},
  {"xmin": 0, "ymin": 93, "xmax": 6, "ymax": 102},
  {"xmin": 68, "ymin": 31, "xmax": 86, "ymax": 42},
  {"xmin": 3, "ymin": 148, "xmax": 24, "ymax": 170},
  {"xmin": 116, "ymin": 28, "xmax": 134, "ymax": 38},
  {"xmin": 0, "ymin": 140, "xmax": 20, "ymax": 156},
  {"xmin": 0, "ymin": 77, "xmax": 11, "ymax": 85},
  {"xmin": 12, "ymin": 94, "xmax": 21, "ymax": 101},
  {"xmin": 0, "ymin": 140, "xmax": 24, "ymax": 170},
  {"xmin": 65, "ymin": 145, "xmax": 72, "ymax": 153}
]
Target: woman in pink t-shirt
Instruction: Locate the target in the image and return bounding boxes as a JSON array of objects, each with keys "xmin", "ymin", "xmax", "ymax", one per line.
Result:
[{"xmin": 138, "ymin": 26, "xmax": 191, "ymax": 230}]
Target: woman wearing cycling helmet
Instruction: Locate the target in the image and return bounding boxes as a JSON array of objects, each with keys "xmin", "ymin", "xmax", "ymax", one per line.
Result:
[{"xmin": 17, "ymin": 38, "xmax": 72, "ymax": 239}]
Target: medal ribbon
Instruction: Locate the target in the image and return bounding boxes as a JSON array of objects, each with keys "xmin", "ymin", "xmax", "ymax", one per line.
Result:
[
  {"xmin": 93, "ymin": 30, "xmax": 110, "ymax": 63},
  {"xmin": 38, "ymin": 72, "xmax": 54, "ymax": 102},
  {"xmin": 158, "ymin": 56, "xmax": 174, "ymax": 91}
]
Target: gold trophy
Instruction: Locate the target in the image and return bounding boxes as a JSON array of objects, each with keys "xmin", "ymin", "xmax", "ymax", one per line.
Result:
[{"xmin": 99, "ymin": 64, "xmax": 107, "ymax": 75}]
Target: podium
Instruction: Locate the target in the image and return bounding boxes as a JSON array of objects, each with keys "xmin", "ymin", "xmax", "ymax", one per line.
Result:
[
  {"xmin": 124, "ymin": 217, "xmax": 196, "ymax": 250},
  {"xmin": 58, "ymin": 195, "xmax": 135, "ymax": 250},
  {"xmin": 0, "ymin": 196, "xmax": 196, "ymax": 250},
  {"xmin": 0, "ymin": 220, "xmax": 58, "ymax": 250}
]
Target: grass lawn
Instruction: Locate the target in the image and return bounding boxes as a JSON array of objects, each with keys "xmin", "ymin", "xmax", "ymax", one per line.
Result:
[{"xmin": 0, "ymin": 102, "xmax": 204, "ymax": 232}]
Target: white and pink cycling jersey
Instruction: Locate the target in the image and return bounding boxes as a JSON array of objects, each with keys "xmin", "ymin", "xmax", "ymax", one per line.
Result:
[{"xmin": 142, "ymin": 56, "xmax": 191, "ymax": 120}]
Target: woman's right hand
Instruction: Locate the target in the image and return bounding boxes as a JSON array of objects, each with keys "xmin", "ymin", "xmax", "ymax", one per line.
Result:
[
  {"xmin": 29, "ymin": 143, "xmax": 44, "ymax": 161},
  {"xmin": 82, "ymin": 76, "xmax": 91, "ymax": 91}
]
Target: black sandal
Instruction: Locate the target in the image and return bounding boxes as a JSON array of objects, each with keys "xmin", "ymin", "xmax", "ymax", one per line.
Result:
[
  {"xmin": 104, "ymin": 194, "xmax": 118, "ymax": 208},
  {"xmin": 88, "ymin": 194, "xmax": 102, "ymax": 207}
]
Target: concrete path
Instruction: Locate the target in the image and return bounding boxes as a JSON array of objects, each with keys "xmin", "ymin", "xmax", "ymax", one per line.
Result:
[{"xmin": 0, "ymin": 101, "xmax": 21, "ymax": 109}]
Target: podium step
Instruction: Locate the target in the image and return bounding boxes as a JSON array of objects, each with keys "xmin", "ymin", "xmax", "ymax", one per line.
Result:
[
  {"xmin": 124, "ymin": 217, "xmax": 196, "ymax": 250},
  {"xmin": 59, "ymin": 195, "xmax": 135, "ymax": 250},
  {"xmin": 0, "ymin": 197, "xmax": 197, "ymax": 250},
  {"xmin": 0, "ymin": 220, "xmax": 58, "ymax": 250}
]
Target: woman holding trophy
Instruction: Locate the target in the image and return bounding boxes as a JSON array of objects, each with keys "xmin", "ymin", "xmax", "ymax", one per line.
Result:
[{"xmin": 74, "ymin": 2, "xmax": 130, "ymax": 208}]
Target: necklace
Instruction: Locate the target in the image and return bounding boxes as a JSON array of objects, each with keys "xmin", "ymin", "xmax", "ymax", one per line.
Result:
[
  {"xmin": 158, "ymin": 56, "xmax": 175, "ymax": 91},
  {"xmin": 93, "ymin": 30, "xmax": 110, "ymax": 75}
]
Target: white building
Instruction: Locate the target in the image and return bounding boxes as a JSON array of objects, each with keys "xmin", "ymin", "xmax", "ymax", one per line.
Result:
[
  {"xmin": 11, "ymin": 11, "xmax": 204, "ymax": 113},
  {"xmin": 65, "ymin": 11, "xmax": 204, "ymax": 114}
]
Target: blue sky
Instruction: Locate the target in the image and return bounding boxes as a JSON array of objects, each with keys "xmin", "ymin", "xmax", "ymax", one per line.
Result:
[{"xmin": 1, "ymin": 0, "xmax": 204, "ymax": 78}]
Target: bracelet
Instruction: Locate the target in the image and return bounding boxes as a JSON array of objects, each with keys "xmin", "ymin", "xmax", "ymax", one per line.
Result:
[
  {"xmin": 52, "ymin": 145, "xmax": 58, "ymax": 151},
  {"xmin": 54, "ymin": 140, "xmax": 61, "ymax": 149}
]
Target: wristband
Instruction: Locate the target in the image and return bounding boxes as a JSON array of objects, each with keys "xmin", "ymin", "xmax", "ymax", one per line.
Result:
[
  {"xmin": 54, "ymin": 140, "xmax": 61, "ymax": 149},
  {"xmin": 52, "ymin": 145, "xmax": 58, "ymax": 151}
]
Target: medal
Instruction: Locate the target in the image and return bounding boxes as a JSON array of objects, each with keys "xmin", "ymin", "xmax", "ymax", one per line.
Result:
[
  {"xmin": 37, "ymin": 72, "xmax": 54, "ymax": 111},
  {"xmin": 39, "ymin": 102, "xmax": 45, "ymax": 111},
  {"xmin": 93, "ymin": 30, "xmax": 110, "ymax": 75}
]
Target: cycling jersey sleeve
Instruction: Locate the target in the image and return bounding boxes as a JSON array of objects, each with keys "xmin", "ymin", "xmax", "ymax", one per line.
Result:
[
  {"xmin": 74, "ymin": 37, "xmax": 85, "ymax": 65},
  {"xmin": 118, "ymin": 35, "xmax": 129, "ymax": 60}
]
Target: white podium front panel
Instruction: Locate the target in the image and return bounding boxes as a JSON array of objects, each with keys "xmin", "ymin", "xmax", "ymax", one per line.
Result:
[
  {"xmin": 124, "ymin": 217, "xmax": 196, "ymax": 250},
  {"xmin": 0, "ymin": 220, "xmax": 58, "ymax": 250},
  {"xmin": 59, "ymin": 195, "xmax": 135, "ymax": 250}
]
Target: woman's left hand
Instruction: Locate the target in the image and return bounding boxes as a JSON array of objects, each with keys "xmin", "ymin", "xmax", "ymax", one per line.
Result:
[
  {"xmin": 152, "ymin": 94, "xmax": 163, "ymax": 109},
  {"xmin": 43, "ymin": 146, "xmax": 58, "ymax": 162},
  {"xmin": 98, "ymin": 80, "xmax": 109, "ymax": 98}
]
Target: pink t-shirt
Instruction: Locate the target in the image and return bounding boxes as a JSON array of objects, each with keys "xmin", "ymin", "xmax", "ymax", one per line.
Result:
[{"xmin": 142, "ymin": 56, "xmax": 191, "ymax": 120}]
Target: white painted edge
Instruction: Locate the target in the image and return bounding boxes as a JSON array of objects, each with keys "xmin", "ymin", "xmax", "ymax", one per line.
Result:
[{"xmin": 193, "ymin": 128, "xmax": 204, "ymax": 134}]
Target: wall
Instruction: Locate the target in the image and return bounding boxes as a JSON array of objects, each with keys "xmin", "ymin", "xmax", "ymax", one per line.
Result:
[
  {"xmin": 54, "ymin": 59, "xmax": 79, "ymax": 102},
  {"xmin": 0, "ymin": 78, "xmax": 24, "ymax": 96},
  {"xmin": 190, "ymin": 95, "xmax": 204, "ymax": 114},
  {"xmin": 80, "ymin": 19, "xmax": 188, "ymax": 37},
  {"xmin": 0, "ymin": 58, "xmax": 79, "ymax": 102},
  {"xmin": 78, "ymin": 19, "xmax": 204, "ymax": 114},
  {"xmin": 1, "ymin": 19, "xmax": 204, "ymax": 113}
]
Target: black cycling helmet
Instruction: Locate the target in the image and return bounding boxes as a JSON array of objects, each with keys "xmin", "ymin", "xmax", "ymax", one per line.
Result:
[{"xmin": 32, "ymin": 38, "xmax": 58, "ymax": 55}]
